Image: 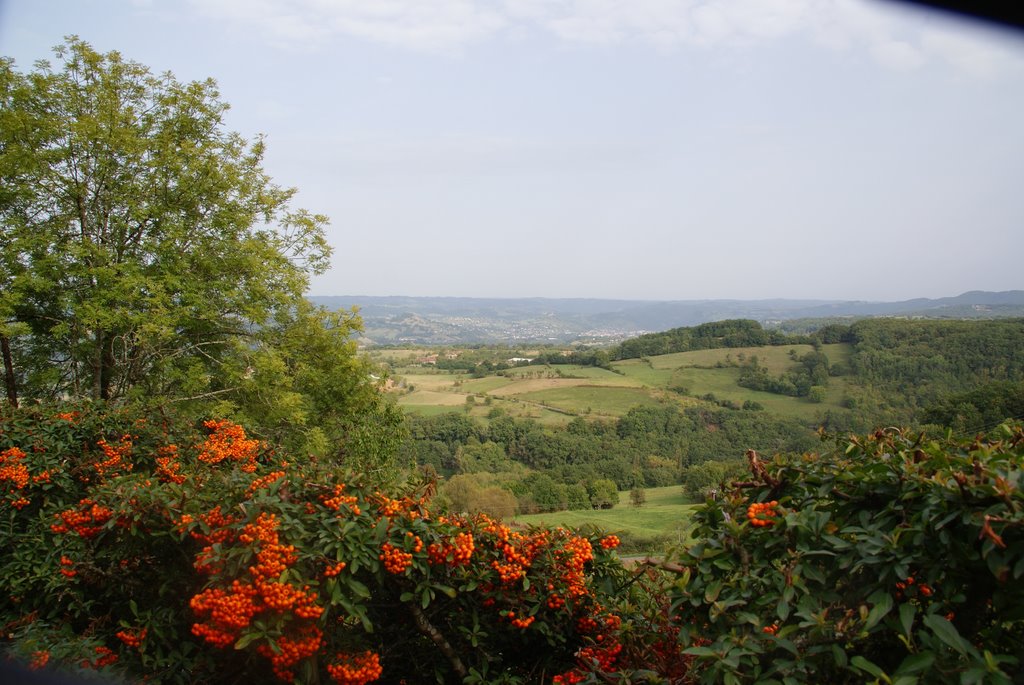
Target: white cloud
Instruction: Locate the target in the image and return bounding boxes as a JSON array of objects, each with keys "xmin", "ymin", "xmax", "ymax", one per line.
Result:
[
  {"xmin": 189, "ymin": 0, "xmax": 506, "ymax": 53},
  {"xmin": 188, "ymin": 0, "xmax": 1024, "ymax": 77}
]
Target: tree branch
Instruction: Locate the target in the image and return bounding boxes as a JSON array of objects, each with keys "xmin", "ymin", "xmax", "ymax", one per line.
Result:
[{"xmin": 409, "ymin": 603, "xmax": 467, "ymax": 679}]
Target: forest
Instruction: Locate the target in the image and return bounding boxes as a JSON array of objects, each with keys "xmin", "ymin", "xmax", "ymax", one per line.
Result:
[{"xmin": 1, "ymin": 39, "xmax": 1022, "ymax": 685}]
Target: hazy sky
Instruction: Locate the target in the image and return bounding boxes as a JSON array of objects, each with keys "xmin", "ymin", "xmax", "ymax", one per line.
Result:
[{"xmin": 2, "ymin": 1, "xmax": 1023, "ymax": 301}]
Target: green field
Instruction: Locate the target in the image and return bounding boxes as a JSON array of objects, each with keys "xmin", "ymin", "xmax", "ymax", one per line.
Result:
[
  {"xmin": 385, "ymin": 343, "xmax": 855, "ymax": 424},
  {"xmin": 514, "ymin": 486, "xmax": 699, "ymax": 552},
  {"xmin": 517, "ymin": 385, "xmax": 667, "ymax": 418}
]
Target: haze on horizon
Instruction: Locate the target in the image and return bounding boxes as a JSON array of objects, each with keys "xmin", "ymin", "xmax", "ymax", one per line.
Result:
[{"xmin": 2, "ymin": 0, "xmax": 1023, "ymax": 302}]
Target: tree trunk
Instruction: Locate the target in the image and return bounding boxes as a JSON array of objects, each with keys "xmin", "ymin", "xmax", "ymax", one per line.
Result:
[
  {"xmin": 93, "ymin": 330, "xmax": 104, "ymax": 400},
  {"xmin": 100, "ymin": 332, "xmax": 115, "ymax": 401},
  {"xmin": 1, "ymin": 334, "xmax": 18, "ymax": 408}
]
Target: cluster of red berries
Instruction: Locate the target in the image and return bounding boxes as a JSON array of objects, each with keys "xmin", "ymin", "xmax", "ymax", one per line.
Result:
[
  {"xmin": 60, "ymin": 556, "xmax": 77, "ymax": 578},
  {"xmin": 247, "ymin": 470, "xmax": 286, "ymax": 497},
  {"xmin": 380, "ymin": 542, "xmax": 414, "ymax": 574},
  {"xmin": 190, "ymin": 511, "xmax": 324, "ymax": 677},
  {"xmin": 504, "ymin": 610, "xmax": 535, "ymax": 629},
  {"xmin": 746, "ymin": 501, "xmax": 781, "ymax": 527},
  {"xmin": 599, "ymin": 535, "xmax": 620, "ymax": 550},
  {"xmin": 154, "ymin": 444, "xmax": 186, "ymax": 484},
  {"xmin": 324, "ymin": 561, "xmax": 347, "ymax": 577},
  {"xmin": 51, "ymin": 499, "xmax": 114, "ymax": 538},
  {"xmin": 322, "ymin": 483, "xmax": 361, "ymax": 515},
  {"xmin": 28, "ymin": 650, "xmax": 50, "ymax": 670},
  {"xmin": 115, "ymin": 627, "xmax": 147, "ymax": 649},
  {"xmin": 895, "ymin": 575, "xmax": 933, "ymax": 600},
  {"xmin": 82, "ymin": 645, "xmax": 118, "ymax": 669},
  {"xmin": 427, "ymin": 531, "xmax": 475, "ymax": 567},
  {"xmin": 197, "ymin": 419, "xmax": 261, "ymax": 473},
  {"xmin": 326, "ymin": 650, "xmax": 383, "ymax": 685},
  {"xmin": 94, "ymin": 435, "xmax": 134, "ymax": 478},
  {"xmin": 256, "ymin": 626, "xmax": 323, "ymax": 681}
]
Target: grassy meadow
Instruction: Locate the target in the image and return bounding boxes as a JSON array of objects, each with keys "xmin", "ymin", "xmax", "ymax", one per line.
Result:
[
  {"xmin": 383, "ymin": 342, "xmax": 854, "ymax": 425},
  {"xmin": 514, "ymin": 485, "xmax": 700, "ymax": 553}
]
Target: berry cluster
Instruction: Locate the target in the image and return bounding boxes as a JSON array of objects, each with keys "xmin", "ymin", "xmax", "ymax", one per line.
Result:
[
  {"xmin": 51, "ymin": 499, "xmax": 114, "ymax": 538},
  {"xmin": 197, "ymin": 419, "xmax": 261, "ymax": 473},
  {"xmin": 247, "ymin": 470, "xmax": 286, "ymax": 497},
  {"xmin": 115, "ymin": 627, "xmax": 147, "ymax": 649},
  {"xmin": 190, "ymin": 512, "xmax": 323, "ymax": 679},
  {"xmin": 94, "ymin": 435, "xmax": 134, "ymax": 478},
  {"xmin": 327, "ymin": 651, "xmax": 383, "ymax": 685},
  {"xmin": 380, "ymin": 542, "xmax": 414, "ymax": 574},
  {"xmin": 746, "ymin": 500, "xmax": 781, "ymax": 527},
  {"xmin": 322, "ymin": 483, "xmax": 361, "ymax": 515},
  {"xmin": 154, "ymin": 444, "xmax": 186, "ymax": 484}
]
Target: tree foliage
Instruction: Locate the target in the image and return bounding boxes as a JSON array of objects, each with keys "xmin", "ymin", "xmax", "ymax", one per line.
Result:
[
  {"xmin": 2, "ymin": 37, "xmax": 317, "ymax": 401},
  {"xmin": 0, "ymin": 38, "xmax": 401, "ymax": 459}
]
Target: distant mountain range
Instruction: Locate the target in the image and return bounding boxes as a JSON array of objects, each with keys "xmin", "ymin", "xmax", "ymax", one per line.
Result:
[{"xmin": 308, "ymin": 291, "xmax": 1024, "ymax": 345}]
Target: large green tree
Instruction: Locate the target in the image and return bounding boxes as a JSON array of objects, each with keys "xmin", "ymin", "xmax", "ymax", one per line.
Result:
[
  {"xmin": 0, "ymin": 38, "xmax": 401, "ymax": 462},
  {"xmin": 0, "ymin": 37, "xmax": 328, "ymax": 402}
]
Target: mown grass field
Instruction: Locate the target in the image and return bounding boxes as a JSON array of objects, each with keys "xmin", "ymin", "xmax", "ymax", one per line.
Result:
[
  {"xmin": 514, "ymin": 485, "xmax": 699, "ymax": 553},
  {"xmin": 517, "ymin": 385, "xmax": 667, "ymax": 418}
]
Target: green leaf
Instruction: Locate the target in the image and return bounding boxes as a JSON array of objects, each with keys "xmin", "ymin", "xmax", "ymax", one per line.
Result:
[
  {"xmin": 895, "ymin": 652, "xmax": 934, "ymax": 675},
  {"xmin": 433, "ymin": 584, "xmax": 457, "ymax": 599},
  {"xmin": 234, "ymin": 633, "xmax": 260, "ymax": 650},
  {"xmin": 348, "ymin": 579, "xmax": 371, "ymax": 598},
  {"xmin": 865, "ymin": 592, "xmax": 893, "ymax": 630},
  {"xmin": 899, "ymin": 603, "xmax": 915, "ymax": 639},
  {"xmin": 851, "ymin": 656, "xmax": 888, "ymax": 681},
  {"xmin": 922, "ymin": 614, "xmax": 971, "ymax": 655}
]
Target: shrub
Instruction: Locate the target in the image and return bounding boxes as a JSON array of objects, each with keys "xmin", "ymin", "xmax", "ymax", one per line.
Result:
[
  {"xmin": 0, "ymin": 404, "xmax": 630, "ymax": 684},
  {"xmin": 669, "ymin": 427, "xmax": 1024, "ymax": 684}
]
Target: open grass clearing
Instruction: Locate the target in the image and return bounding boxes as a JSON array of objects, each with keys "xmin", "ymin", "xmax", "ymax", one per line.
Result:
[
  {"xmin": 516, "ymin": 386, "xmax": 665, "ymax": 417},
  {"xmin": 487, "ymin": 378, "xmax": 596, "ymax": 397},
  {"xmin": 458, "ymin": 376, "xmax": 516, "ymax": 394},
  {"xmin": 396, "ymin": 373, "xmax": 461, "ymax": 392},
  {"xmin": 398, "ymin": 390, "xmax": 468, "ymax": 407},
  {"xmin": 611, "ymin": 359, "xmax": 675, "ymax": 387},
  {"xmin": 647, "ymin": 345, "xmax": 814, "ymax": 373},
  {"xmin": 514, "ymin": 486, "xmax": 698, "ymax": 552}
]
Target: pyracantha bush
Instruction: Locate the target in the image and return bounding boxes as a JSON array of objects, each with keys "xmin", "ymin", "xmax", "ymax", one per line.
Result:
[
  {"xmin": 0, "ymin": 404, "xmax": 630, "ymax": 684},
  {"xmin": 668, "ymin": 426, "xmax": 1024, "ymax": 685}
]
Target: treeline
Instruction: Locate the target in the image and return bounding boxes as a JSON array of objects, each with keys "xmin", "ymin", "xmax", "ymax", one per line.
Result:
[
  {"xmin": 399, "ymin": 404, "xmax": 817, "ymax": 515},
  {"xmin": 611, "ymin": 319, "xmax": 803, "ymax": 360}
]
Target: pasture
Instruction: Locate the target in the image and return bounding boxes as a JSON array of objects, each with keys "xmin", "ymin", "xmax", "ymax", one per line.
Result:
[
  {"xmin": 514, "ymin": 485, "xmax": 699, "ymax": 553},
  {"xmin": 384, "ymin": 343, "xmax": 855, "ymax": 424}
]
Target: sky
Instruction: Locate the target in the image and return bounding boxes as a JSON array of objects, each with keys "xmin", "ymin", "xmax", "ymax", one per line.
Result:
[{"xmin": 2, "ymin": 0, "xmax": 1023, "ymax": 302}]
